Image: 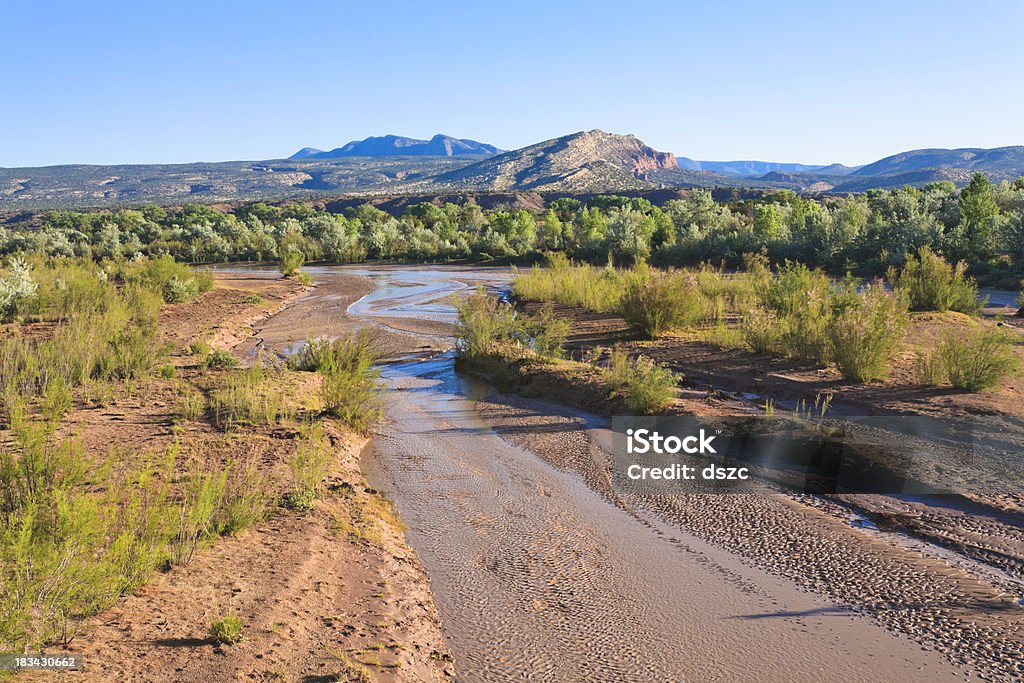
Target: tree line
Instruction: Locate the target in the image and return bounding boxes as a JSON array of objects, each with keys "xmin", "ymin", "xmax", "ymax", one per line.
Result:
[{"xmin": 3, "ymin": 172, "xmax": 1023, "ymax": 285}]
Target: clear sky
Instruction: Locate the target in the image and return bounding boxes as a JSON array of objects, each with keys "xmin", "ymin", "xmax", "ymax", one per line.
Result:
[{"xmin": 2, "ymin": 0, "xmax": 1022, "ymax": 168}]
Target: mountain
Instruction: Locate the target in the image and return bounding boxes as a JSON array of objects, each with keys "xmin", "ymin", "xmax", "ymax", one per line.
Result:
[
  {"xmin": 851, "ymin": 146, "xmax": 1024, "ymax": 178},
  {"xmin": 4, "ymin": 135, "xmax": 1024, "ymax": 212},
  {"xmin": 290, "ymin": 134, "xmax": 501, "ymax": 160},
  {"xmin": 429, "ymin": 130, "xmax": 678, "ymax": 192},
  {"xmin": 676, "ymin": 158, "xmax": 853, "ymax": 177}
]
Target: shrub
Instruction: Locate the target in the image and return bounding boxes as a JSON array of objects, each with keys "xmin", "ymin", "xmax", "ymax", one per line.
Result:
[
  {"xmin": 209, "ymin": 616, "xmax": 243, "ymax": 645},
  {"xmin": 0, "ymin": 257, "xmax": 39, "ymax": 321},
  {"xmin": 761, "ymin": 263, "xmax": 833, "ymax": 364},
  {"xmin": 243, "ymin": 295, "xmax": 264, "ymax": 305},
  {"xmin": 453, "ymin": 288, "xmax": 520, "ymax": 359},
  {"xmin": 158, "ymin": 364, "xmax": 176, "ymax": 379},
  {"xmin": 603, "ymin": 347, "xmax": 678, "ymax": 413},
  {"xmin": 527, "ymin": 305, "xmax": 571, "ymax": 359},
  {"xmin": 216, "ymin": 459, "xmax": 272, "ymax": 535},
  {"xmin": 741, "ymin": 307, "xmax": 782, "ymax": 355},
  {"xmin": 203, "ymin": 349, "xmax": 238, "ymax": 370},
  {"xmin": 279, "ymin": 247, "xmax": 304, "ymax": 277},
  {"xmin": 828, "ymin": 284, "xmax": 908, "ymax": 382},
  {"xmin": 208, "ymin": 367, "xmax": 294, "ymax": 429},
  {"xmin": 619, "ymin": 270, "xmax": 701, "ymax": 339},
  {"xmin": 512, "ymin": 254, "xmax": 625, "ymax": 313},
  {"xmin": 282, "ymin": 425, "xmax": 333, "ymax": 512},
  {"xmin": 189, "ymin": 340, "xmax": 211, "ymax": 363},
  {"xmin": 134, "ymin": 255, "xmax": 212, "ymax": 304},
  {"xmin": 939, "ymin": 328, "xmax": 1020, "ymax": 391},
  {"xmin": 914, "ymin": 349, "xmax": 947, "ymax": 386},
  {"xmin": 888, "ymin": 247, "xmax": 982, "ymax": 314},
  {"xmin": 290, "ymin": 332, "xmax": 383, "ymax": 433},
  {"xmin": 172, "ymin": 382, "xmax": 206, "ymax": 422}
]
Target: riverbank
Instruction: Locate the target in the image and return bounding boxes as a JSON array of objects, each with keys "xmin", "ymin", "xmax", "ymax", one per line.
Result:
[{"xmin": 20, "ymin": 271, "xmax": 452, "ymax": 682}]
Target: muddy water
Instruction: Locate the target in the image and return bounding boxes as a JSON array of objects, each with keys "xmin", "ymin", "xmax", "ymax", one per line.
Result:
[{"xmin": 350, "ymin": 267, "xmax": 964, "ymax": 682}]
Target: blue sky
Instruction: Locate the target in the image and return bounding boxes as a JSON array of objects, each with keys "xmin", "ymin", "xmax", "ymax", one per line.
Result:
[{"xmin": 2, "ymin": 0, "xmax": 1022, "ymax": 167}]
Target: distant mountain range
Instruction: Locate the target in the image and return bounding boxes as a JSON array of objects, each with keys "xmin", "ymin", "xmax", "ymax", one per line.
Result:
[
  {"xmin": 290, "ymin": 134, "xmax": 501, "ymax": 159},
  {"xmin": 2, "ymin": 132, "xmax": 1022, "ymax": 211},
  {"xmin": 676, "ymin": 158, "xmax": 859, "ymax": 177}
]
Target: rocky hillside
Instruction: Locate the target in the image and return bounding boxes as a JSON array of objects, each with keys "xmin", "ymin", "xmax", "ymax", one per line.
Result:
[
  {"xmin": 428, "ymin": 130, "xmax": 678, "ymax": 192},
  {"xmin": 290, "ymin": 134, "xmax": 500, "ymax": 159}
]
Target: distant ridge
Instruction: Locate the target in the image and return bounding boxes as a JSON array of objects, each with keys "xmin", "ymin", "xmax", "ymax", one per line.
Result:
[
  {"xmin": 851, "ymin": 146, "xmax": 1024, "ymax": 177},
  {"xmin": 290, "ymin": 134, "xmax": 501, "ymax": 159},
  {"xmin": 676, "ymin": 158, "xmax": 856, "ymax": 177},
  {"xmin": 3, "ymin": 133, "xmax": 1023, "ymax": 210}
]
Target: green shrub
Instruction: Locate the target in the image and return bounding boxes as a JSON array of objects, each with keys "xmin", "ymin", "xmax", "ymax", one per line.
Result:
[
  {"xmin": 741, "ymin": 307, "xmax": 782, "ymax": 355},
  {"xmin": 512, "ymin": 254, "xmax": 625, "ymax": 313},
  {"xmin": 158, "ymin": 364, "xmax": 176, "ymax": 379},
  {"xmin": 939, "ymin": 328, "xmax": 1020, "ymax": 391},
  {"xmin": 0, "ymin": 257, "xmax": 39, "ymax": 321},
  {"xmin": 279, "ymin": 247, "xmax": 304, "ymax": 277},
  {"xmin": 527, "ymin": 305, "xmax": 571, "ymax": 359},
  {"xmin": 619, "ymin": 270, "xmax": 701, "ymax": 339},
  {"xmin": 453, "ymin": 288, "xmax": 520, "ymax": 359},
  {"xmin": 243, "ymin": 295, "xmax": 264, "ymax": 305},
  {"xmin": 209, "ymin": 367, "xmax": 294, "ymax": 429},
  {"xmin": 888, "ymin": 247, "xmax": 982, "ymax": 314},
  {"xmin": 203, "ymin": 349, "xmax": 238, "ymax": 370},
  {"xmin": 209, "ymin": 616, "xmax": 243, "ymax": 645},
  {"xmin": 172, "ymin": 382, "xmax": 206, "ymax": 422},
  {"xmin": 828, "ymin": 284, "xmax": 908, "ymax": 382},
  {"xmin": 189, "ymin": 340, "xmax": 211, "ymax": 363},
  {"xmin": 281, "ymin": 424, "xmax": 334, "ymax": 512},
  {"xmin": 216, "ymin": 459, "xmax": 272, "ymax": 535},
  {"xmin": 133, "ymin": 256, "xmax": 213, "ymax": 304},
  {"xmin": 914, "ymin": 349, "xmax": 947, "ymax": 386},
  {"xmin": 603, "ymin": 347, "xmax": 678, "ymax": 413},
  {"xmin": 290, "ymin": 332, "xmax": 383, "ymax": 433}
]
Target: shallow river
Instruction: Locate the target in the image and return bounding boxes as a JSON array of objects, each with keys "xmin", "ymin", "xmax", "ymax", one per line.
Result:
[{"xmin": 345, "ymin": 266, "xmax": 964, "ymax": 682}]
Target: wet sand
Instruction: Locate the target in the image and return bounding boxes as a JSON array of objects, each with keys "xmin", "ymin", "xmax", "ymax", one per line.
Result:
[{"xmin": 289, "ymin": 265, "xmax": 978, "ymax": 682}]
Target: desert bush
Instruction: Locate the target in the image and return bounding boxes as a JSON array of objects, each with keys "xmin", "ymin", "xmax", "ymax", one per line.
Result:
[
  {"xmin": 209, "ymin": 367, "xmax": 294, "ymax": 429},
  {"xmin": 172, "ymin": 382, "xmax": 207, "ymax": 422},
  {"xmin": 602, "ymin": 347, "xmax": 678, "ymax": 413},
  {"xmin": 526, "ymin": 305, "xmax": 571, "ymax": 359},
  {"xmin": 888, "ymin": 247, "xmax": 982, "ymax": 314},
  {"xmin": 209, "ymin": 616, "xmax": 243, "ymax": 645},
  {"xmin": 279, "ymin": 246, "xmax": 304, "ymax": 277},
  {"xmin": 243, "ymin": 295, "xmax": 264, "ymax": 305},
  {"xmin": 291, "ymin": 332, "xmax": 383, "ymax": 433},
  {"xmin": 512, "ymin": 254, "xmax": 626, "ymax": 313},
  {"xmin": 914, "ymin": 349, "xmax": 947, "ymax": 386},
  {"xmin": 216, "ymin": 458, "xmax": 272, "ymax": 535},
  {"xmin": 453, "ymin": 287, "xmax": 520, "ymax": 358},
  {"xmin": 619, "ymin": 270, "xmax": 701, "ymax": 339},
  {"xmin": 281, "ymin": 424, "xmax": 333, "ymax": 512},
  {"xmin": 741, "ymin": 307, "xmax": 782, "ymax": 355},
  {"xmin": 158, "ymin": 364, "xmax": 176, "ymax": 379},
  {"xmin": 939, "ymin": 328, "xmax": 1020, "ymax": 391},
  {"xmin": 203, "ymin": 349, "xmax": 238, "ymax": 370},
  {"xmin": 0, "ymin": 257, "xmax": 39, "ymax": 321},
  {"xmin": 132, "ymin": 255, "xmax": 213, "ymax": 304},
  {"xmin": 828, "ymin": 284, "xmax": 909, "ymax": 382}
]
